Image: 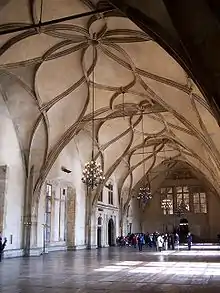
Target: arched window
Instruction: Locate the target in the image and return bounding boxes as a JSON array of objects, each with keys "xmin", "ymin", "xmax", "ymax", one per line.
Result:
[
  {"xmin": 161, "ymin": 185, "xmax": 207, "ymax": 215},
  {"xmin": 127, "ymin": 205, "xmax": 130, "ymax": 217},
  {"xmin": 98, "ymin": 190, "xmax": 103, "ymax": 202},
  {"xmin": 45, "ymin": 184, "xmax": 52, "ymax": 243},
  {"xmin": 98, "ymin": 216, "xmax": 102, "ymax": 226},
  {"xmin": 161, "ymin": 187, "xmax": 174, "ymax": 214},
  {"xmin": 108, "ymin": 183, "xmax": 113, "ymax": 205},
  {"xmin": 176, "ymin": 186, "xmax": 190, "ymax": 211},
  {"xmin": 193, "ymin": 192, "xmax": 207, "ymax": 213}
]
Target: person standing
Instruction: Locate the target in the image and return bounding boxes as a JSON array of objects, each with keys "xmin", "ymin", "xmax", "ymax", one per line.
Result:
[
  {"xmin": 175, "ymin": 233, "xmax": 180, "ymax": 251},
  {"xmin": 133, "ymin": 234, "xmax": 137, "ymax": 248},
  {"xmin": 157, "ymin": 234, "xmax": 164, "ymax": 252},
  {"xmin": 138, "ymin": 234, "xmax": 144, "ymax": 252},
  {"xmin": 187, "ymin": 232, "xmax": 192, "ymax": 250},
  {"xmin": 170, "ymin": 233, "xmax": 175, "ymax": 250},
  {"xmin": 0, "ymin": 236, "xmax": 7, "ymax": 262},
  {"xmin": 164, "ymin": 234, "xmax": 168, "ymax": 250},
  {"xmin": 153, "ymin": 232, "xmax": 158, "ymax": 251}
]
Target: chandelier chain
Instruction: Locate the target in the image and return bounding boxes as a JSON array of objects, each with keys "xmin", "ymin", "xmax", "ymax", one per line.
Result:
[
  {"xmin": 137, "ymin": 114, "xmax": 152, "ymax": 202},
  {"xmin": 81, "ymin": 36, "xmax": 105, "ymax": 190}
]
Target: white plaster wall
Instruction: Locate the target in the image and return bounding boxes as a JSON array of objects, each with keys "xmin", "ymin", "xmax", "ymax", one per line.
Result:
[
  {"xmin": 130, "ymin": 199, "xmax": 141, "ymax": 233},
  {"xmin": 74, "ymin": 185, "xmax": 86, "ymax": 247},
  {"xmin": 41, "ymin": 140, "xmax": 86, "ymax": 248},
  {"xmin": 37, "ymin": 187, "xmax": 45, "ymax": 249},
  {"xmin": 71, "ymin": 146, "xmax": 86, "ymax": 247},
  {"xmin": 0, "ymin": 98, "xmax": 25, "ymax": 250},
  {"xmin": 36, "ymin": 181, "xmax": 67, "ymax": 251}
]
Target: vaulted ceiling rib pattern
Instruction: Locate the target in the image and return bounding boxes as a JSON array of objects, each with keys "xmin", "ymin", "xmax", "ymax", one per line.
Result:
[{"xmin": 0, "ymin": 0, "xmax": 220, "ymax": 214}]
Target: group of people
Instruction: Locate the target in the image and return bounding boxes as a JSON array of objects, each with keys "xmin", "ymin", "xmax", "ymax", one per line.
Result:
[{"xmin": 116, "ymin": 231, "xmax": 193, "ymax": 252}]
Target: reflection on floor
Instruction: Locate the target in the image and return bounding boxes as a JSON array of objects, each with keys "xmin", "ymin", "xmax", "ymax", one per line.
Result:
[{"xmin": 1, "ymin": 247, "xmax": 220, "ymax": 292}]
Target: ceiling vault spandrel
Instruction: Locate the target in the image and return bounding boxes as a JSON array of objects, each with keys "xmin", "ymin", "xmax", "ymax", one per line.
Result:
[{"xmin": 0, "ymin": 0, "xmax": 220, "ymax": 212}]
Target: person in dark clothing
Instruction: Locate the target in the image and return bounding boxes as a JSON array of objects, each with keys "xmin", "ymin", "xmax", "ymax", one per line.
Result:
[
  {"xmin": 152, "ymin": 232, "xmax": 158, "ymax": 250},
  {"xmin": 187, "ymin": 232, "xmax": 192, "ymax": 250},
  {"xmin": 168, "ymin": 234, "xmax": 171, "ymax": 250},
  {"xmin": 132, "ymin": 234, "xmax": 137, "ymax": 248},
  {"xmin": 148, "ymin": 234, "xmax": 153, "ymax": 248},
  {"xmin": 145, "ymin": 233, "xmax": 150, "ymax": 248},
  {"xmin": 0, "ymin": 236, "xmax": 7, "ymax": 262},
  {"xmin": 170, "ymin": 233, "xmax": 175, "ymax": 250},
  {"xmin": 138, "ymin": 234, "xmax": 144, "ymax": 251},
  {"xmin": 217, "ymin": 234, "xmax": 220, "ymax": 244}
]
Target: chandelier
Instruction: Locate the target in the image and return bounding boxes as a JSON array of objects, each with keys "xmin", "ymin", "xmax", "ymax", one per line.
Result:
[
  {"xmin": 175, "ymin": 198, "xmax": 189, "ymax": 217},
  {"xmin": 82, "ymin": 161, "xmax": 105, "ymax": 189},
  {"xmin": 161, "ymin": 198, "xmax": 172, "ymax": 212},
  {"xmin": 137, "ymin": 186, "xmax": 152, "ymax": 201},
  {"xmin": 137, "ymin": 114, "xmax": 152, "ymax": 203},
  {"xmin": 81, "ymin": 35, "xmax": 105, "ymax": 190}
]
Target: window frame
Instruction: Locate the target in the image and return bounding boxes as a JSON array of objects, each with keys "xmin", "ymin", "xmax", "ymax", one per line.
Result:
[
  {"xmin": 98, "ymin": 190, "xmax": 103, "ymax": 202},
  {"xmin": 160, "ymin": 185, "xmax": 207, "ymax": 215},
  {"xmin": 176, "ymin": 186, "xmax": 190, "ymax": 212},
  {"xmin": 108, "ymin": 183, "xmax": 114, "ymax": 205},
  {"xmin": 45, "ymin": 184, "xmax": 52, "ymax": 243},
  {"xmin": 160, "ymin": 187, "xmax": 174, "ymax": 215},
  {"xmin": 193, "ymin": 191, "xmax": 207, "ymax": 214}
]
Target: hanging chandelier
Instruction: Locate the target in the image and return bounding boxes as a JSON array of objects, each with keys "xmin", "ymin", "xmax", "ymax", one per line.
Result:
[
  {"xmin": 81, "ymin": 35, "xmax": 105, "ymax": 190},
  {"xmin": 161, "ymin": 198, "xmax": 172, "ymax": 212},
  {"xmin": 137, "ymin": 186, "xmax": 152, "ymax": 202},
  {"xmin": 82, "ymin": 161, "xmax": 105, "ymax": 188},
  {"xmin": 175, "ymin": 198, "xmax": 189, "ymax": 217},
  {"xmin": 174, "ymin": 174, "xmax": 189, "ymax": 216},
  {"xmin": 137, "ymin": 114, "xmax": 152, "ymax": 203}
]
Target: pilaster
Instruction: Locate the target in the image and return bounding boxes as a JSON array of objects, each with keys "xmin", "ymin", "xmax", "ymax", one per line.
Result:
[
  {"xmin": 0, "ymin": 165, "xmax": 7, "ymax": 233},
  {"xmin": 66, "ymin": 186, "xmax": 76, "ymax": 250}
]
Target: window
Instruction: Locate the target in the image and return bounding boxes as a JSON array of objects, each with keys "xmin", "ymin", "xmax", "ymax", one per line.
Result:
[
  {"xmin": 98, "ymin": 190, "xmax": 103, "ymax": 202},
  {"xmin": 108, "ymin": 183, "xmax": 113, "ymax": 205},
  {"xmin": 98, "ymin": 216, "xmax": 102, "ymax": 226},
  {"xmin": 45, "ymin": 184, "xmax": 52, "ymax": 243},
  {"xmin": 193, "ymin": 192, "xmax": 207, "ymax": 213},
  {"xmin": 161, "ymin": 185, "xmax": 207, "ymax": 215},
  {"xmin": 58, "ymin": 188, "xmax": 66, "ymax": 241},
  {"xmin": 127, "ymin": 205, "xmax": 130, "ymax": 217},
  {"xmin": 176, "ymin": 186, "xmax": 190, "ymax": 212},
  {"xmin": 161, "ymin": 187, "xmax": 173, "ymax": 214}
]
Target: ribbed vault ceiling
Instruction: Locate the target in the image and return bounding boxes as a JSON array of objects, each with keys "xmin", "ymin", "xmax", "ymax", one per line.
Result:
[{"xmin": 0, "ymin": 0, "xmax": 220, "ymax": 211}]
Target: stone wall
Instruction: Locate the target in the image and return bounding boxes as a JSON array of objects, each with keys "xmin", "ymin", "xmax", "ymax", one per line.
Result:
[
  {"xmin": 140, "ymin": 176, "xmax": 220, "ymax": 241},
  {"xmin": 0, "ymin": 94, "xmax": 25, "ymax": 253}
]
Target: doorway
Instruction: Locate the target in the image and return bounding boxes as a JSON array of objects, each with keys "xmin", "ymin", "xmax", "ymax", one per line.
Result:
[
  {"xmin": 97, "ymin": 227, "xmax": 102, "ymax": 248},
  {"xmin": 97, "ymin": 217, "xmax": 102, "ymax": 248},
  {"xmin": 179, "ymin": 218, "xmax": 189, "ymax": 243},
  {"xmin": 108, "ymin": 218, "xmax": 115, "ymax": 246}
]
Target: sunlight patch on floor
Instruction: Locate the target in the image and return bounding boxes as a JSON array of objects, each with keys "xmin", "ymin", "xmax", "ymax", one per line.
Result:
[{"xmin": 95, "ymin": 261, "xmax": 220, "ymax": 275}]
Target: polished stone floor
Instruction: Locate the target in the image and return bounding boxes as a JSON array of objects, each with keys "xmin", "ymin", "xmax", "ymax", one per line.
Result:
[{"xmin": 1, "ymin": 247, "xmax": 220, "ymax": 292}]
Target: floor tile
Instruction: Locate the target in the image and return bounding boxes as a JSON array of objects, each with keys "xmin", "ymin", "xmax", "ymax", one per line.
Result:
[{"xmin": 1, "ymin": 247, "xmax": 220, "ymax": 292}]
